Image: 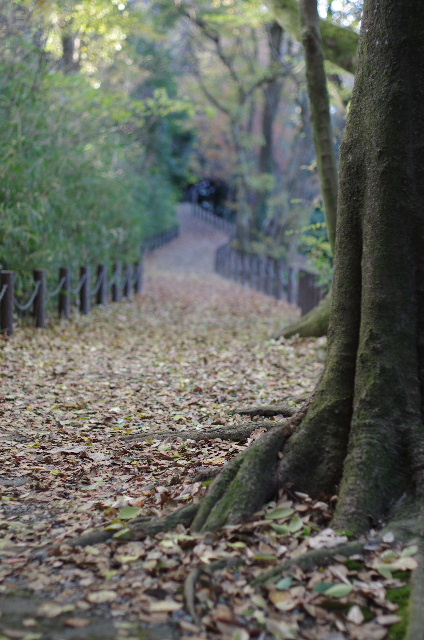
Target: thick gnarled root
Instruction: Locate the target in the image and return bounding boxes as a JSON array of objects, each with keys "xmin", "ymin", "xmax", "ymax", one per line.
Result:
[
  {"xmin": 121, "ymin": 421, "xmax": 279, "ymax": 443},
  {"xmin": 273, "ymin": 293, "xmax": 330, "ymax": 339},
  {"xmin": 232, "ymin": 403, "xmax": 296, "ymax": 418},
  {"xmin": 192, "ymin": 425, "xmax": 290, "ymax": 532}
]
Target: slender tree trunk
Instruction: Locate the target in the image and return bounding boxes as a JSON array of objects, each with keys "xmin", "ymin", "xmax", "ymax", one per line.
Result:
[
  {"xmin": 277, "ymin": 0, "xmax": 337, "ymax": 338},
  {"xmin": 300, "ymin": 0, "xmax": 337, "ymax": 254},
  {"xmin": 270, "ymin": 0, "xmax": 358, "ymax": 74},
  {"xmin": 253, "ymin": 22, "xmax": 285, "ymax": 232},
  {"xmin": 61, "ymin": 32, "xmax": 82, "ymax": 74}
]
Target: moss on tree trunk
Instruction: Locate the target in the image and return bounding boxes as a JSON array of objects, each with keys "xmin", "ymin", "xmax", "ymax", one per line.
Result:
[
  {"xmin": 270, "ymin": 0, "xmax": 358, "ymax": 74},
  {"xmin": 192, "ymin": 0, "xmax": 424, "ymax": 538},
  {"xmin": 277, "ymin": 291, "xmax": 330, "ymax": 338}
]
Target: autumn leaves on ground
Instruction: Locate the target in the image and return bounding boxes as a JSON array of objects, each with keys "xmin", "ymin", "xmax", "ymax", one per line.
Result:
[{"xmin": 0, "ymin": 207, "xmax": 415, "ymax": 640}]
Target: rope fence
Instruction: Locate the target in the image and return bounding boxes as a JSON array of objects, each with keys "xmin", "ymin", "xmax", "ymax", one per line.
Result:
[{"xmin": 0, "ymin": 225, "xmax": 179, "ymax": 337}]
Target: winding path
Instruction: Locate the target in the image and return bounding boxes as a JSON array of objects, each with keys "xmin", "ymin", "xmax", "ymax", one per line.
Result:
[{"xmin": 0, "ymin": 204, "xmax": 321, "ymax": 640}]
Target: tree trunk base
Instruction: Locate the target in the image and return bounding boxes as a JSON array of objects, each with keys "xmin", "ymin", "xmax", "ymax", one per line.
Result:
[
  {"xmin": 274, "ymin": 292, "xmax": 330, "ymax": 339},
  {"xmin": 191, "ymin": 424, "xmax": 292, "ymax": 531}
]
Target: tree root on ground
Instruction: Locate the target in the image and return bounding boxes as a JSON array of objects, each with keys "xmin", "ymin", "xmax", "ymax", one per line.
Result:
[
  {"xmin": 272, "ymin": 292, "xmax": 330, "ymax": 339},
  {"xmin": 121, "ymin": 421, "xmax": 282, "ymax": 443},
  {"xmin": 57, "ymin": 504, "xmax": 200, "ymax": 549},
  {"xmin": 251, "ymin": 540, "xmax": 366, "ymax": 586},
  {"xmin": 184, "ymin": 557, "xmax": 246, "ymax": 625},
  {"xmin": 192, "ymin": 467, "xmax": 221, "ymax": 483},
  {"xmin": 192, "ymin": 424, "xmax": 293, "ymax": 532},
  {"xmin": 231, "ymin": 403, "xmax": 296, "ymax": 418}
]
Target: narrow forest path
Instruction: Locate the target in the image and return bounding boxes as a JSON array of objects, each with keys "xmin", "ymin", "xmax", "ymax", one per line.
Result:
[
  {"xmin": 145, "ymin": 203, "xmax": 229, "ymax": 275},
  {"xmin": 0, "ymin": 205, "xmax": 329, "ymax": 640}
]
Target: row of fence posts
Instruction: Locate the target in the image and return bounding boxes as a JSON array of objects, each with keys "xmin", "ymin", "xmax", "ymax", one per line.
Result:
[
  {"xmin": 0, "ymin": 261, "xmax": 143, "ymax": 337},
  {"xmin": 142, "ymin": 226, "xmax": 180, "ymax": 252},
  {"xmin": 0, "ymin": 224, "xmax": 180, "ymax": 337},
  {"xmin": 214, "ymin": 244, "xmax": 325, "ymax": 316},
  {"xmin": 192, "ymin": 203, "xmax": 236, "ymax": 236},
  {"xmin": 190, "ymin": 204, "xmax": 325, "ymax": 315}
]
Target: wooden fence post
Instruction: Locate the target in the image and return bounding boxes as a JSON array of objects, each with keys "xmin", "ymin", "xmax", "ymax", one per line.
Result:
[
  {"xmin": 112, "ymin": 262, "xmax": 122, "ymax": 302},
  {"xmin": 96, "ymin": 264, "xmax": 107, "ymax": 306},
  {"xmin": 59, "ymin": 267, "xmax": 71, "ymax": 319},
  {"xmin": 0, "ymin": 271, "xmax": 14, "ymax": 336},
  {"xmin": 274, "ymin": 260, "xmax": 284, "ymax": 300},
  {"xmin": 80, "ymin": 266, "xmax": 90, "ymax": 315},
  {"xmin": 241, "ymin": 252, "xmax": 250, "ymax": 285},
  {"xmin": 124, "ymin": 265, "xmax": 133, "ymax": 300},
  {"xmin": 134, "ymin": 260, "xmax": 143, "ymax": 295},
  {"xmin": 33, "ymin": 269, "xmax": 46, "ymax": 328},
  {"xmin": 249, "ymin": 254, "xmax": 256, "ymax": 289},
  {"xmin": 265, "ymin": 257, "xmax": 273, "ymax": 296},
  {"xmin": 287, "ymin": 267, "xmax": 297, "ymax": 304}
]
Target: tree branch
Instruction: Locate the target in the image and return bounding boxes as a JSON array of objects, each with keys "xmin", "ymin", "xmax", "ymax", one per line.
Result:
[{"xmin": 270, "ymin": 0, "xmax": 358, "ymax": 73}]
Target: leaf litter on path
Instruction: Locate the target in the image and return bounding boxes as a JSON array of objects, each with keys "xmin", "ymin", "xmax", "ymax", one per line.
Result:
[{"xmin": 0, "ymin": 209, "xmax": 416, "ymax": 640}]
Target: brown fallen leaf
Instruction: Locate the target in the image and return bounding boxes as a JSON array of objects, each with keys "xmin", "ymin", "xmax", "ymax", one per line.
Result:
[
  {"xmin": 86, "ymin": 590, "xmax": 118, "ymax": 604},
  {"xmin": 37, "ymin": 603, "xmax": 75, "ymax": 618},
  {"xmin": 64, "ymin": 617, "xmax": 91, "ymax": 628},
  {"xmin": 375, "ymin": 615, "xmax": 402, "ymax": 626},
  {"xmin": 347, "ymin": 604, "xmax": 364, "ymax": 624}
]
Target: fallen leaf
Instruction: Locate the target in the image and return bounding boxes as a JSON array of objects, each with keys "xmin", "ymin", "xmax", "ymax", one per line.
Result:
[{"xmin": 86, "ymin": 590, "xmax": 118, "ymax": 604}]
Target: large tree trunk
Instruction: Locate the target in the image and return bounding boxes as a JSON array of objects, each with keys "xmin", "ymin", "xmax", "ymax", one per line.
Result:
[
  {"xmin": 74, "ymin": 14, "xmax": 424, "ymax": 637},
  {"xmin": 193, "ymin": 0, "xmax": 424, "ymax": 536}
]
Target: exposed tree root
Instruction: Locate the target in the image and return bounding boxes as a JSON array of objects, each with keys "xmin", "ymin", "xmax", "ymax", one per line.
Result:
[
  {"xmin": 129, "ymin": 503, "xmax": 199, "ymax": 538},
  {"xmin": 184, "ymin": 567, "xmax": 203, "ymax": 625},
  {"xmin": 192, "ymin": 466, "xmax": 222, "ymax": 483},
  {"xmin": 121, "ymin": 421, "xmax": 281, "ymax": 443},
  {"xmin": 57, "ymin": 504, "xmax": 200, "ymax": 549},
  {"xmin": 272, "ymin": 292, "xmax": 330, "ymax": 339},
  {"xmin": 231, "ymin": 403, "xmax": 296, "ymax": 418},
  {"xmin": 192, "ymin": 424, "xmax": 292, "ymax": 532},
  {"xmin": 251, "ymin": 540, "xmax": 366, "ymax": 586},
  {"xmin": 184, "ymin": 557, "xmax": 246, "ymax": 625}
]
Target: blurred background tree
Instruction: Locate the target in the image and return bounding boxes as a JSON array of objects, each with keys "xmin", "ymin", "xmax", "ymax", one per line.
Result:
[
  {"xmin": 0, "ymin": 0, "xmax": 361, "ymax": 291},
  {"xmin": 0, "ymin": 0, "xmax": 194, "ymax": 291}
]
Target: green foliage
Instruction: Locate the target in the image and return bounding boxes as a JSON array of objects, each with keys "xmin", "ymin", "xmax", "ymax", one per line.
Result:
[
  {"xmin": 386, "ymin": 583, "xmax": 410, "ymax": 640},
  {"xmin": 298, "ymin": 232, "xmax": 333, "ymax": 290},
  {"xmin": 297, "ymin": 208, "xmax": 333, "ymax": 289},
  {"xmin": 0, "ymin": 3, "xmax": 193, "ymax": 292}
]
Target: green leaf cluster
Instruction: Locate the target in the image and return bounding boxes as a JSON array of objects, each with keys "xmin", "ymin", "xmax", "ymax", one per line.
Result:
[{"xmin": 0, "ymin": 2, "xmax": 194, "ymax": 292}]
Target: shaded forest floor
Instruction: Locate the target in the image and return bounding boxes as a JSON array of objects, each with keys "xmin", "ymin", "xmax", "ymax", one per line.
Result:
[{"xmin": 0, "ymin": 206, "xmax": 415, "ymax": 640}]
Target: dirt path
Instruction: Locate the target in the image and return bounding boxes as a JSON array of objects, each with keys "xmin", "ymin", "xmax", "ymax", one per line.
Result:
[
  {"xmin": 145, "ymin": 203, "xmax": 230, "ymax": 275},
  {"xmin": 0, "ymin": 207, "xmax": 327, "ymax": 640}
]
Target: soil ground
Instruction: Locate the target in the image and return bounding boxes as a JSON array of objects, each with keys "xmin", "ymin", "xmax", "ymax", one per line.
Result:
[{"xmin": 0, "ymin": 205, "xmax": 411, "ymax": 640}]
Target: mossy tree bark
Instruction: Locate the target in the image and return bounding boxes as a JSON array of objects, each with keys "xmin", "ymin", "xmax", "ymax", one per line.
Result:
[
  {"xmin": 194, "ymin": 0, "xmax": 424, "ymax": 537},
  {"xmin": 270, "ymin": 0, "xmax": 358, "ymax": 74}
]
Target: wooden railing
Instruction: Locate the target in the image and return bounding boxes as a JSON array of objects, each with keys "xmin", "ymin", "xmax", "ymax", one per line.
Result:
[
  {"xmin": 214, "ymin": 243, "xmax": 326, "ymax": 316},
  {"xmin": 192, "ymin": 203, "xmax": 236, "ymax": 235},
  {"xmin": 0, "ymin": 225, "xmax": 180, "ymax": 337},
  {"xmin": 142, "ymin": 225, "xmax": 180, "ymax": 251}
]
